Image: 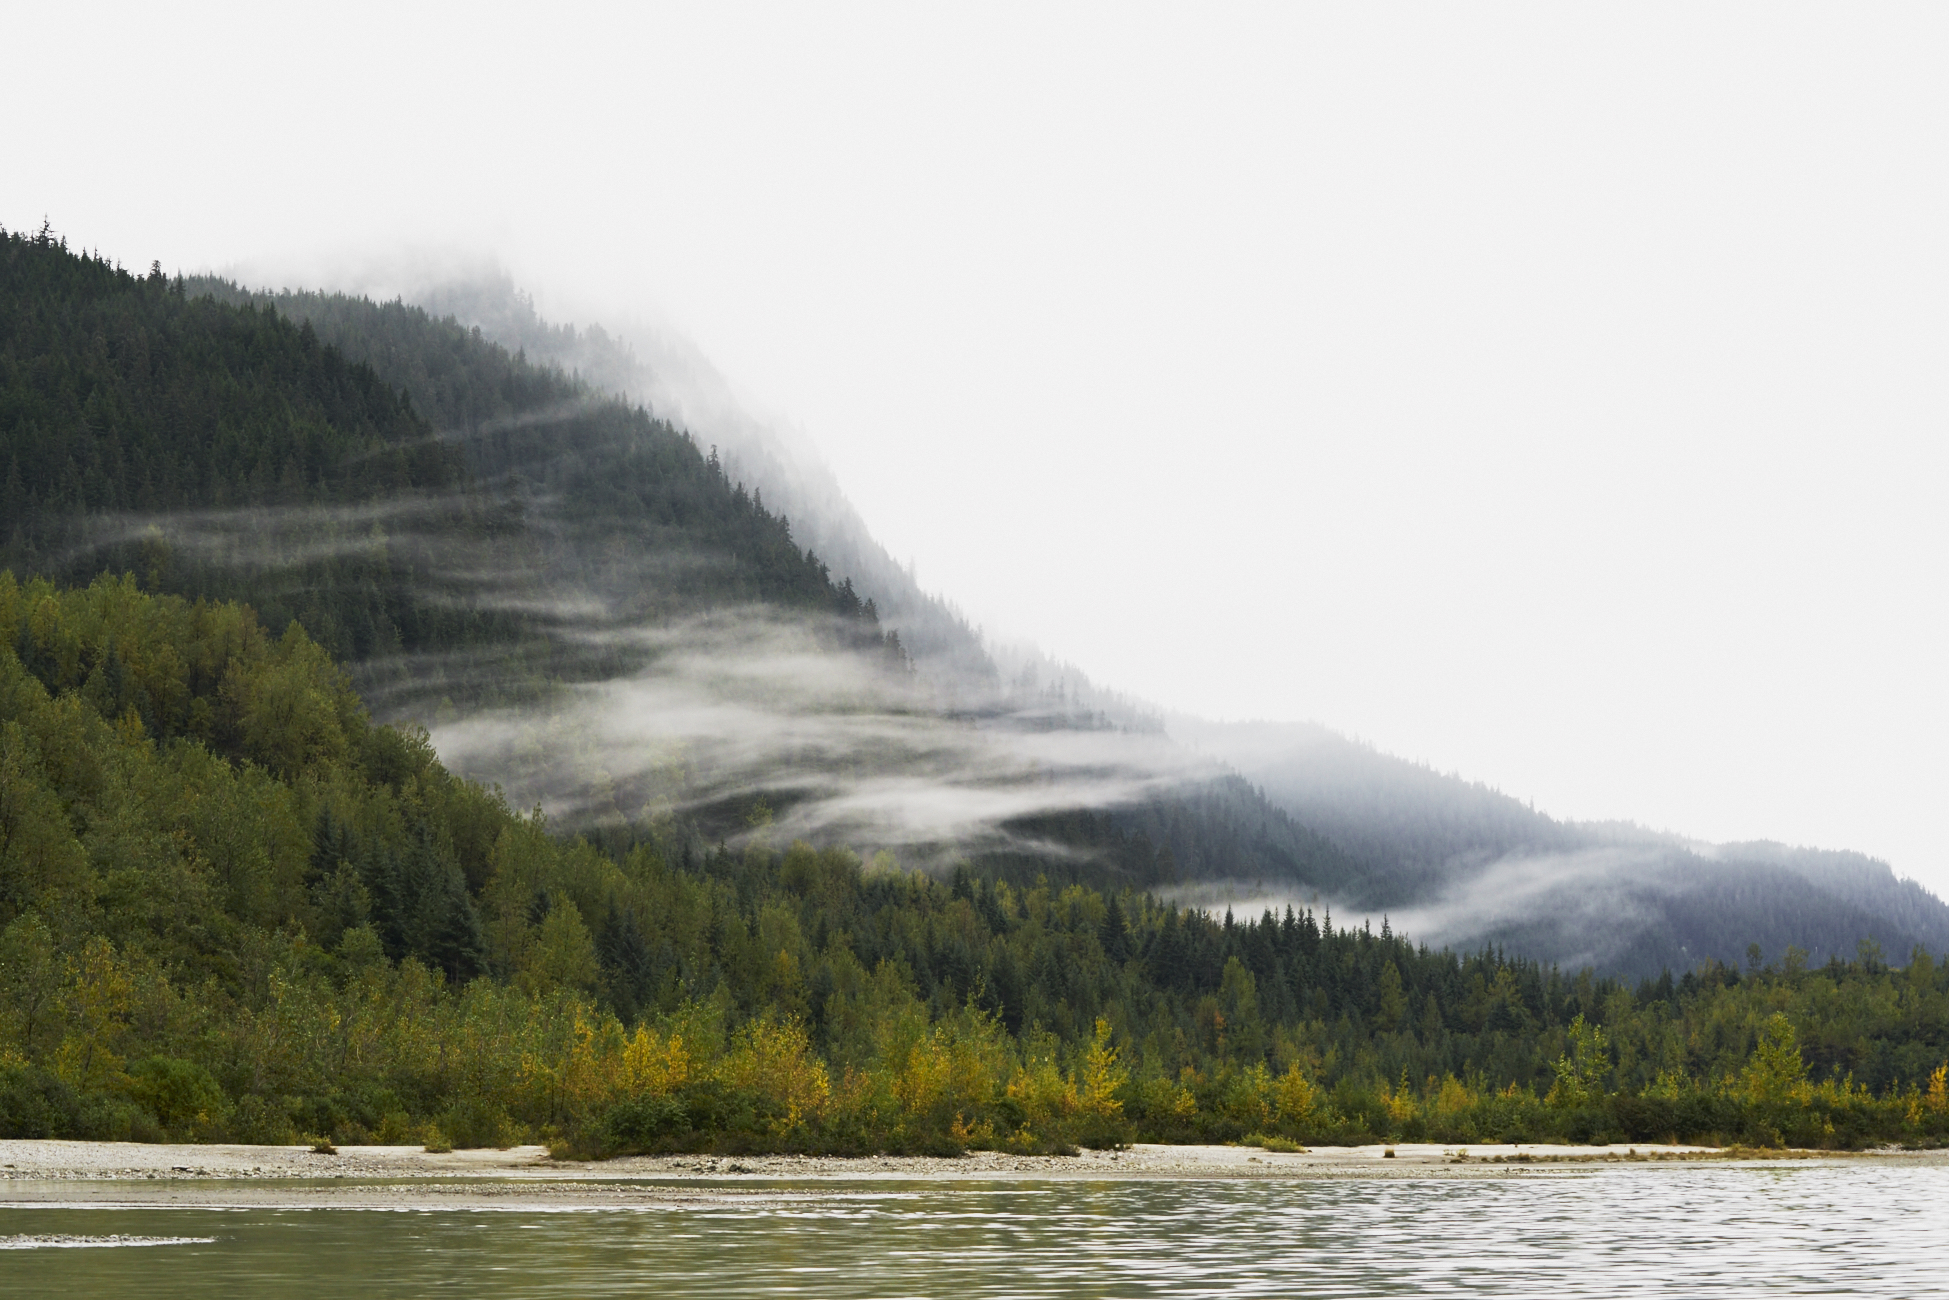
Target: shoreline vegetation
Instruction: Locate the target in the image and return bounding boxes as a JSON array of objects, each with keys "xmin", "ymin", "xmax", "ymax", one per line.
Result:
[{"xmin": 3, "ymin": 576, "xmax": 1948, "ymax": 1159}]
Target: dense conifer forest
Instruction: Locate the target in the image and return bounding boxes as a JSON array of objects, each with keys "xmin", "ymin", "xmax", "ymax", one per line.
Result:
[{"xmin": 1, "ymin": 574, "xmax": 1945, "ymax": 1152}]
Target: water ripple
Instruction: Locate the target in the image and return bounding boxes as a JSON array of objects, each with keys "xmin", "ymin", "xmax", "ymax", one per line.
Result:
[{"xmin": 1, "ymin": 1164, "xmax": 1943, "ymax": 1297}]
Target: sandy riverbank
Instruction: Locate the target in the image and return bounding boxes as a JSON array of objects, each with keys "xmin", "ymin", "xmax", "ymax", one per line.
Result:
[
  {"xmin": 0, "ymin": 1138, "xmax": 1743, "ymax": 1183},
  {"xmin": 0, "ymin": 1138, "xmax": 1937, "ymax": 1208}
]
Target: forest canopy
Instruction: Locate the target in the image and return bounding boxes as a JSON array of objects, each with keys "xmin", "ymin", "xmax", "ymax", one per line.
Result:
[{"xmin": 2, "ymin": 573, "xmax": 1945, "ymax": 1153}]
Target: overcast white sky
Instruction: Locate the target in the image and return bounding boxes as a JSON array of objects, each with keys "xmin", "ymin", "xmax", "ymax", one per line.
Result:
[{"xmin": 7, "ymin": 3, "xmax": 1946, "ymax": 893}]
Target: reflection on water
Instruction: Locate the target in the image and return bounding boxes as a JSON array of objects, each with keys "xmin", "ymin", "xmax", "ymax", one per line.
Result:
[{"xmin": 1, "ymin": 1165, "xmax": 1943, "ymax": 1297}]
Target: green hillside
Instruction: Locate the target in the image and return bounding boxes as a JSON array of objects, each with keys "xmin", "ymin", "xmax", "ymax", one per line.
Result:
[
  {"xmin": 2, "ymin": 574, "xmax": 1945, "ymax": 1153},
  {"xmin": 169, "ymin": 241, "xmax": 1362, "ymax": 889}
]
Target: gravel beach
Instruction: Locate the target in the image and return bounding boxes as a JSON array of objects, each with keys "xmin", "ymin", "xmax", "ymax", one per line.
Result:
[{"xmin": 0, "ymin": 1138, "xmax": 1928, "ymax": 1210}]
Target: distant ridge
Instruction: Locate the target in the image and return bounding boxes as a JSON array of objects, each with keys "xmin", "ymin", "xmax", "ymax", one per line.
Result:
[{"xmin": 1175, "ymin": 717, "xmax": 1949, "ymax": 976}]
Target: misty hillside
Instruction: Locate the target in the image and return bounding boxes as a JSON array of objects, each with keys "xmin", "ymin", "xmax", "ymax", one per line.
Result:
[
  {"xmin": 1, "ymin": 229, "xmax": 899, "ymax": 710},
  {"xmin": 207, "ymin": 268, "xmax": 1000, "ymax": 700},
  {"xmin": 411, "ymin": 262, "xmax": 1949, "ymax": 982},
  {"xmin": 8, "ymin": 225, "xmax": 1941, "ymax": 983},
  {"xmin": 1169, "ymin": 718, "xmax": 1584, "ymax": 899},
  {"xmin": 1179, "ymin": 718, "xmax": 1949, "ymax": 977},
  {"xmin": 337, "ymin": 273, "xmax": 1939, "ymax": 984},
  {"xmin": 1, "ymin": 226, "xmax": 1354, "ymax": 894}
]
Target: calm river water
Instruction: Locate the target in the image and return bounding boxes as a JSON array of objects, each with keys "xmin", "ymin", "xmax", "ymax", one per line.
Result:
[{"xmin": 2, "ymin": 1164, "xmax": 1943, "ymax": 1297}]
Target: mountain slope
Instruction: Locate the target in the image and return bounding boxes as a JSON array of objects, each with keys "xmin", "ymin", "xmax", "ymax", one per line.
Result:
[
  {"xmin": 4, "ymin": 229, "xmax": 1345, "ymax": 894},
  {"xmin": 211, "ymin": 254, "xmax": 1949, "ymax": 979},
  {"xmin": 200, "ymin": 269, "xmax": 999, "ymax": 699},
  {"xmin": 1, "ymin": 229, "xmax": 901, "ymax": 723},
  {"xmin": 14, "ymin": 227, "xmax": 1940, "ymax": 980},
  {"xmin": 1179, "ymin": 718, "xmax": 1949, "ymax": 977}
]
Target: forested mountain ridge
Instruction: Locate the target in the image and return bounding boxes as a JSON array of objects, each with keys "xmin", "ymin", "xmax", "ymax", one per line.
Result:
[
  {"xmin": 166, "ymin": 253, "xmax": 1386, "ymax": 893},
  {"xmin": 188, "ymin": 269, "xmax": 998, "ymax": 696},
  {"xmin": 0, "ymin": 234, "xmax": 468, "ymax": 664},
  {"xmin": 4, "ymin": 227, "xmax": 1352, "ymax": 898},
  {"xmin": 7, "ymin": 224, "xmax": 1941, "ymax": 987},
  {"xmin": 174, "ymin": 268, "xmax": 1416, "ymax": 898},
  {"xmin": 424, "ymin": 273, "xmax": 1001, "ymax": 692},
  {"xmin": 1, "ymin": 225, "xmax": 898, "ymax": 702},
  {"xmin": 293, "ymin": 262, "xmax": 1949, "ymax": 982}
]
